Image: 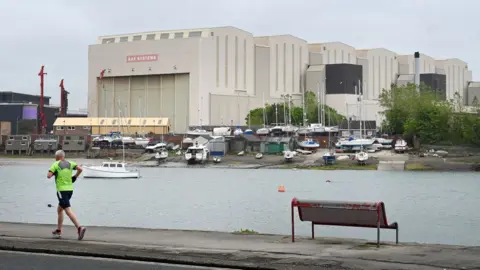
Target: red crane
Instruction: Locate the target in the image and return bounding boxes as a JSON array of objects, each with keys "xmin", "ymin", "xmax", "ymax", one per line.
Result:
[{"xmin": 38, "ymin": 65, "xmax": 47, "ymax": 134}]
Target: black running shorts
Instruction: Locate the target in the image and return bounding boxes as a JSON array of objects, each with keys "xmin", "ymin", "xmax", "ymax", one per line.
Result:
[{"xmin": 56, "ymin": 191, "xmax": 73, "ymax": 209}]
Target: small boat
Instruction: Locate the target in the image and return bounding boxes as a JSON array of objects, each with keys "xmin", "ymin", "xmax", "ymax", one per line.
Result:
[
  {"xmin": 322, "ymin": 150, "xmax": 336, "ymax": 165},
  {"xmin": 255, "ymin": 153, "xmax": 263, "ymax": 159},
  {"xmin": 394, "ymin": 139, "xmax": 408, "ymax": 153},
  {"xmin": 184, "ymin": 142, "xmax": 209, "ymax": 164},
  {"xmin": 297, "ymin": 137, "xmax": 320, "ymax": 149},
  {"xmin": 237, "ymin": 151, "xmax": 245, "ymax": 156},
  {"xmin": 82, "ymin": 161, "xmax": 140, "ymax": 178},
  {"xmin": 213, "ymin": 156, "xmax": 222, "ymax": 163},
  {"xmin": 355, "ymin": 151, "xmax": 369, "ymax": 165},
  {"xmin": 134, "ymin": 137, "xmax": 151, "ymax": 148},
  {"xmin": 256, "ymin": 127, "xmax": 270, "ymax": 135},
  {"xmin": 155, "ymin": 150, "xmax": 168, "ymax": 161},
  {"xmin": 244, "ymin": 129, "xmax": 254, "ymax": 135},
  {"xmin": 233, "ymin": 127, "xmax": 243, "ymax": 136},
  {"xmin": 296, "ymin": 127, "xmax": 312, "ymax": 136},
  {"xmin": 284, "ymin": 151, "xmax": 294, "ymax": 162},
  {"xmin": 212, "ymin": 127, "xmax": 232, "ymax": 136},
  {"xmin": 187, "ymin": 129, "xmax": 212, "ymax": 136}
]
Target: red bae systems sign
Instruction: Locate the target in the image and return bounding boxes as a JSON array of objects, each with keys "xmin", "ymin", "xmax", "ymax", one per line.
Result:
[{"xmin": 126, "ymin": 54, "xmax": 159, "ymax": 63}]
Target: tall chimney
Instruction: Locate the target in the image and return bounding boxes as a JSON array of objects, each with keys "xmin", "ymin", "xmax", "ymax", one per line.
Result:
[{"xmin": 414, "ymin": 52, "xmax": 420, "ymax": 89}]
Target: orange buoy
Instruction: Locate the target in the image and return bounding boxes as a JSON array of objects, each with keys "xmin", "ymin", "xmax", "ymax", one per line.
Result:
[{"xmin": 278, "ymin": 185, "xmax": 286, "ymax": 192}]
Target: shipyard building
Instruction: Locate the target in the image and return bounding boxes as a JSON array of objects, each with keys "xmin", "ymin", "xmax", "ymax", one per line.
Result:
[{"xmin": 88, "ymin": 26, "xmax": 474, "ymax": 133}]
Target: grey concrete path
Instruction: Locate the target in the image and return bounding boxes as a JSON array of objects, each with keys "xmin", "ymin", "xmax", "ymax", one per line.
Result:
[
  {"xmin": 0, "ymin": 250, "xmax": 232, "ymax": 270},
  {"xmin": 0, "ymin": 222, "xmax": 479, "ymax": 270}
]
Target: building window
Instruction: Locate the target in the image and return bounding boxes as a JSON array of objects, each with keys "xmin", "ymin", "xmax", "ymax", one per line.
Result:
[
  {"xmin": 174, "ymin": 32, "xmax": 183, "ymax": 39},
  {"xmin": 142, "ymin": 120, "xmax": 147, "ymax": 125},
  {"xmin": 188, "ymin": 31, "xmax": 202, "ymax": 38},
  {"xmin": 112, "ymin": 120, "xmax": 117, "ymax": 125},
  {"xmin": 102, "ymin": 38, "xmax": 115, "ymax": 44},
  {"xmin": 119, "ymin": 36, "xmax": 128, "ymax": 42},
  {"xmin": 133, "ymin": 35, "xmax": 142, "ymax": 41},
  {"xmin": 83, "ymin": 126, "xmax": 89, "ymax": 129},
  {"xmin": 211, "ymin": 32, "xmax": 214, "ymax": 37},
  {"xmin": 160, "ymin": 33, "xmax": 170, "ymax": 39},
  {"xmin": 127, "ymin": 119, "xmax": 132, "ymax": 125},
  {"xmin": 146, "ymin": 34, "xmax": 156, "ymax": 40},
  {"xmin": 56, "ymin": 126, "xmax": 63, "ymax": 130},
  {"xmin": 157, "ymin": 120, "xmax": 162, "ymax": 125},
  {"xmin": 100, "ymin": 119, "xmax": 105, "ymax": 125}
]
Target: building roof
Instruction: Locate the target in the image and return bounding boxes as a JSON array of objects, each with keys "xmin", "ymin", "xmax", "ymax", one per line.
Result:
[
  {"xmin": 54, "ymin": 117, "xmax": 170, "ymax": 127},
  {"xmin": 0, "ymin": 91, "xmax": 51, "ymax": 99}
]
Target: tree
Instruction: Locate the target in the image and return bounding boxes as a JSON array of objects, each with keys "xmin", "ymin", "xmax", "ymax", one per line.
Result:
[
  {"xmin": 244, "ymin": 91, "xmax": 345, "ymax": 126},
  {"xmin": 379, "ymin": 83, "xmax": 480, "ymax": 145}
]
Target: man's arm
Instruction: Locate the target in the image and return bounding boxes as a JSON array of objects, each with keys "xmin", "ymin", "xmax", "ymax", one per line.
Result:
[
  {"xmin": 73, "ymin": 165, "xmax": 83, "ymax": 178},
  {"xmin": 47, "ymin": 163, "xmax": 57, "ymax": 179}
]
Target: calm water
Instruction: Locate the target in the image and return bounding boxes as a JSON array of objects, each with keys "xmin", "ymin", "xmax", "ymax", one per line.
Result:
[{"xmin": 0, "ymin": 160, "xmax": 479, "ymax": 246}]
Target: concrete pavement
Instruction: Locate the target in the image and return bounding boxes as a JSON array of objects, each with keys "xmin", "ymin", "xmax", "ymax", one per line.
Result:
[
  {"xmin": 0, "ymin": 222, "xmax": 479, "ymax": 270},
  {"xmin": 0, "ymin": 250, "xmax": 233, "ymax": 270}
]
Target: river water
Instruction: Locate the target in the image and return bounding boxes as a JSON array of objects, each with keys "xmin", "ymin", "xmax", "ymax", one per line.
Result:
[{"xmin": 0, "ymin": 159, "xmax": 478, "ymax": 246}]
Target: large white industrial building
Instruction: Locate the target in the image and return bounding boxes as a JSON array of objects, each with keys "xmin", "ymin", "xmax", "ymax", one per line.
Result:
[{"xmin": 88, "ymin": 26, "xmax": 475, "ymax": 133}]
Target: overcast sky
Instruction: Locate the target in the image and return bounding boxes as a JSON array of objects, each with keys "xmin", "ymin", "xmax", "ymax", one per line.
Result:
[{"xmin": 0, "ymin": 0, "xmax": 477, "ymax": 109}]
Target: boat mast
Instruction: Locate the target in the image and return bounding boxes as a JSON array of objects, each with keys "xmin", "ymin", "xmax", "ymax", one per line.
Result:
[{"xmin": 117, "ymin": 100, "xmax": 125, "ymax": 163}]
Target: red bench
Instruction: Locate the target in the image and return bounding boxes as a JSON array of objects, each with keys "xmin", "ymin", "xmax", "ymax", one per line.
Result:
[{"xmin": 291, "ymin": 198, "xmax": 399, "ymax": 247}]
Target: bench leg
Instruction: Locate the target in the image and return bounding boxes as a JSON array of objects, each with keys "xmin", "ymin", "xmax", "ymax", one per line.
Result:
[
  {"xmin": 311, "ymin": 222, "xmax": 314, "ymax": 239},
  {"xmin": 396, "ymin": 225, "xmax": 399, "ymax": 244},
  {"xmin": 377, "ymin": 222, "xmax": 380, "ymax": 248},
  {"xmin": 291, "ymin": 204, "xmax": 295, "ymax": 243}
]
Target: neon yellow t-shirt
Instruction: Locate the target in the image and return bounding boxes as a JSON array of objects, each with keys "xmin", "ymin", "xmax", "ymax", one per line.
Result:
[{"xmin": 49, "ymin": 160, "xmax": 77, "ymax": 191}]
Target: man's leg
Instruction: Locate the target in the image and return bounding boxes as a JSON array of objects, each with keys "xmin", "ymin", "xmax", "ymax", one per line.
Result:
[
  {"xmin": 64, "ymin": 207, "xmax": 80, "ymax": 229},
  {"xmin": 62, "ymin": 191, "xmax": 87, "ymax": 240},
  {"xmin": 57, "ymin": 206, "xmax": 64, "ymax": 231}
]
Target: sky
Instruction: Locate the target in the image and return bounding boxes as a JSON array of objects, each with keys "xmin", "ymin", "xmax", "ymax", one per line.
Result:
[{"xmin": 0, "ymin": 0, "xmax": 477, "ymax": 109}]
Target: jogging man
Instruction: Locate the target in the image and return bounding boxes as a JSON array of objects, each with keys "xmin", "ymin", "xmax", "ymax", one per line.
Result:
[{"xmin": 47, "ymin": 150, "xmax": 87, "ymax": 240}]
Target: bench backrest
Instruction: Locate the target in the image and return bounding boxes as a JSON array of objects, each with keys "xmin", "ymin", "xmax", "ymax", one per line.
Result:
[{"xmin": 292, "ymin": 198, "xmax": 390, "ymax": 228}]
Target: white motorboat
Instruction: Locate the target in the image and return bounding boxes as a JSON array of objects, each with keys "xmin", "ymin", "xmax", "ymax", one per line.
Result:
[
  {"xmin": 237, "ymin": 151, "xmax": 245, "ymax": 156},
  {"xmin": 82, "ymin": 161, "xmax": 140, "ymax": 178},
  {"xmin": 394, "ymin": 139, "xmax": 408, "ymax": 153},
  {"xmin": 355, "ymin": 151, "xmax": 369, "ymax": 165},
  {"xmin": 297, "ymin": 137, "xmax": 320, "ymax": 149},
  {"xmin": 145, "ymin": 142, "xmax": 167, "ymax": 153},
  {"xmin": 256, "ymin": 128, "xmax": 270, "ymax": 135},
  {"xmin": 213, "ymin": 156, "xmax": 222, "ymax": 163},
  {"xmin": 213, "ymin": 127, "xmax": 232, "ymax": 136},
  {"xmin": 284, "ymin": 150, "xmax": 295, "ymax": 162},
  {"xmin": 155, "ymin": 150, "xmax": 168, "ymax": 161},
  {"xmin": 233, "ymin": 127, "xmax": 243, "ymax": 136},
  {"xmin": 187, "ymin": 129, "xmax": 212, "ymax": 136},
  {"xmin": 134, "ymin": 137, "xmax": 151, "ymax": 147},
  {"xmin": 255, "ymin": 153, "xmax": 263, "ymax": 159},
  {"xmin": 184, "ymin": 142, "xmax": 209, "ymax": 164},
  {"xmin": 283, "ymin": 125, "xmax": 297, "ymax": 133},
  {"xmin": 296, "ymin": 127, "xmax": 312, "ymax": 135}
]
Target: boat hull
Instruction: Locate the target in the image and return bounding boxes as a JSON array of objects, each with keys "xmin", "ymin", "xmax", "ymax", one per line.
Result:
[{"xmin": 82, "ymin": 167, "xmax": 140, "ymax": 178}]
